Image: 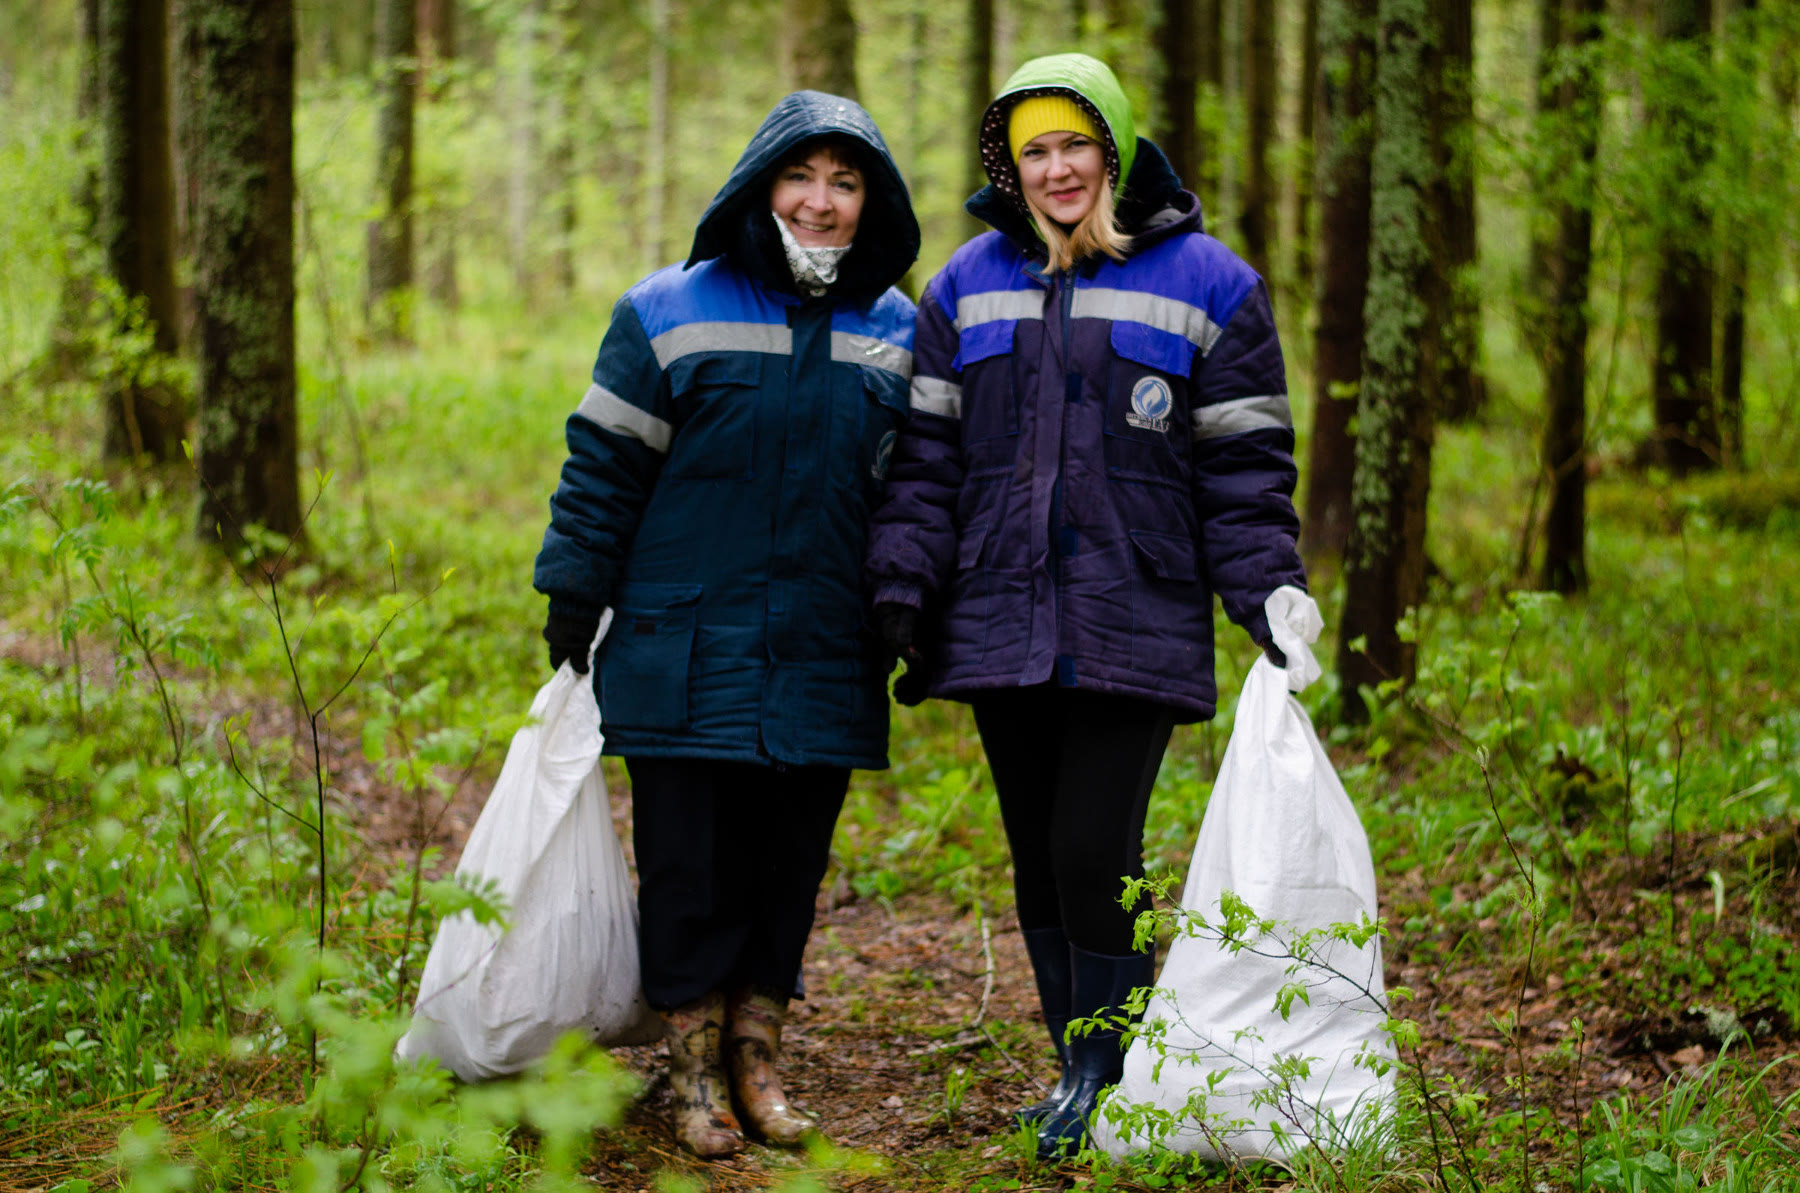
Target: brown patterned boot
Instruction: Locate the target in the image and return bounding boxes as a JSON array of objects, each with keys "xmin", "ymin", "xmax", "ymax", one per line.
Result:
[
  {"xmin": 661, "ymin": 992, "xmax": 744, "ymax": 1158},
  {"xmin": 725, "ymin": 986, "xmax": 819, "ymax": 1146}
]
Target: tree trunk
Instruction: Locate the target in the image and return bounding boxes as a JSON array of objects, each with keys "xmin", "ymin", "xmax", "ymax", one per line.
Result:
[
  {"xmin": 507, "ymin": 8, "xmax": 539, "ymax": 296},
  {"xmin": 1436, "ymin": 0, "xmax": 1482, "ymax": 421},
  {"xmin": 1715, "ymin": 0, "xmax": 1754, "ymax": 467},
  {"xmin": 786, "ymin": 0, "xmax": 859, "ymax": 98},
  {"xmin": 1197, "ymin": 0, "xmax": 1223, "ymax": 214},
  {"xmin": 1339, "ymin": 0, "xmax": 1442, "ymax": 721},
  {"xmin": 1295, "ymin": 0, "xmax": 1322, "ymax": 287},
  {"xmin": 99, "ymin": 0, "xmax": 187, "ymax": 465},
  {"xmin": 368, "ymin": 0, "xmax": 417, "ymax": 342},
  {"xmin": 418, "ymin": 0, "xmax": 457, "ymax": 308},
  {"xmin": 1539, "ymin": 0, "xmax": 1603, "ymax": 594},
  {"xmin": 965, "ymin": 0, "xmax": 994, "ymax": 235},
  {"xmin": 187, "ymin": 0, "xmax": 302, "ymax": 546},
  {"xmin": 1648, "ymin": 0, "xmax": 1718, "ymax": 474},
  {"xmin": 1303, "ymin": 0, "xmax": 1376, "ymax": 565},
  {"xmin": 545, "ymin": 0, "xmax": 580, "ymax": 296},
  {"xmin": 1157, "ymin": 0, "xmax": 1197, "ymax": 186},
  {"xmin": 1240, "ymin": 0, "xmax": 1276, "ymax": 278},
  {"xmin": 646, "ymin": 0, "xmax": 673, "ymax": 270}
]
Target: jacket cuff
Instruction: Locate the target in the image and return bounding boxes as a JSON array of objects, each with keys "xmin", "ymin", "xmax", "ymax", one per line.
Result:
[{"xmin": 872, "ymin": 581, "xmax": 925, "ymax": 610}]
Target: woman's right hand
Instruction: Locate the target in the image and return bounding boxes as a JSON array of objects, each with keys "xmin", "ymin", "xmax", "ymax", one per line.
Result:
[{"xmin": 544, "ymin": 610, "xmax": 601, "ymax": 675}]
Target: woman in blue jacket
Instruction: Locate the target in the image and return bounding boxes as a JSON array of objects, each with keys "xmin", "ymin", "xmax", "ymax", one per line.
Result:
[
  {"xmin": 865, "ymin": 55, "xmax": 1320, "ymax": 1156},
  {"xmin": 535, "ymin": 92, "xmax": 917, "ymax": 1158}
]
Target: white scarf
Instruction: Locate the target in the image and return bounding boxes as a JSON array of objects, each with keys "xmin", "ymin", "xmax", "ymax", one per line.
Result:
[{"xmin": 772, "ymin": 211, "xmax": 852, "ymax": 296}]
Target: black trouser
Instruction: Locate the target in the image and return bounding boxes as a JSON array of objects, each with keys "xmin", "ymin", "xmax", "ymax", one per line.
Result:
[
  {"xmin": 626, "ymin": 756, "xmax": 849, "ymax": 1011},
  {"xmin": 971, "ymin": 687, "xmax": 1176, "ymax": 956}
]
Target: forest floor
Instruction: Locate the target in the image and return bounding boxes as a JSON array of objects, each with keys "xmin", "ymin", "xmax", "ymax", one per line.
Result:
[{"xmin": 349, "ymin": 743, "xmax": 1800, "ymax": 1192}]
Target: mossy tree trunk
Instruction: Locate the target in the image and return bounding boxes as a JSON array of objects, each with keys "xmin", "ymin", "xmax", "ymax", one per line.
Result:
[
  {"xmin": 1304, "ymin": 0, "xmax": 1376, "ymax": 565},
  {"xmin": 1239, "ymin": 0, "xmax": 1276, "ymax": 278},
  {"xmin": 1156, "ymin": 0, "xmax": 1197, "ymax": 187},
  {"xmin": 1648, "ymin": 0, "xmax": 1719, "ymax": 475},
  {"xmin": 99, "ymin": 0, "xmax": 188, "ymax": 465},
  {"xmin": 418, "ymin": 0, "xmax": 458, "ymax": 309},
  {"xmin": 1436, "ymin": 0, "xmax": 1483, "ymax": 422},
  {"xmin": 1295, "ymin": 0, "xmax": 1322, "ymax": 289},
  {"xmin": 1715, "ymin": 0, "xmax": 1755, "ymax": 468},
  {"xmin": 368, "ymin": 0, "xmax": 417, "ymax": 342},
  {"xmin": 1338, "ymin": 0, "xmax": 1443, "ymax": 721},
  {"xmin": 187, "ymin": 0, "xmax": 303, "ymax": 547},
  {"xmin": 964, "ymin": 0, "xmax": 994, "ymax": 237},
  {"xmin": 1197, "ymin": 0, "xmax": 1223, "ymax": 214},
  {"xmin": 787, "ymin": 0, "xmax": 860, "ymax": 99},
  {"xmin": 1538, "ymin": 0, "xmax": 1604, "ymax": 594},
  {"xmin": 646, "ymin": 0, "xmax": 674, "ymax": 270}
]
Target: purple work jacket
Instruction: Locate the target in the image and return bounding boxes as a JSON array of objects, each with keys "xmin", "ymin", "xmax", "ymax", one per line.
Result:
[{"xmin": 864, "ymin": 160, "xmax": 1305, "ymax": 722}]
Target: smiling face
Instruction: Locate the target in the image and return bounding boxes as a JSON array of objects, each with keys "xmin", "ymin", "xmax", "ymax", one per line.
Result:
[
  {"xmin": 769, "ymin": 148, "xmax": 866, "ymax": 248},
  {"xmin": 1016, "ymin": 130, "xmax": 1106, "ymax": 227}
]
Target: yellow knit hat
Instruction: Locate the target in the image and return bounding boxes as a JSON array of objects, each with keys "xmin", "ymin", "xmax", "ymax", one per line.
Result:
[{"xmin": 1007, "ymin": 95, "xmax": 1102, "ymax": 162}]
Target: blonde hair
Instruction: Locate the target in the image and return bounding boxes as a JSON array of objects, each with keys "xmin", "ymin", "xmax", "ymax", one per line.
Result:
[{"xmin": 1025, "ymin": 183, "xmax": 1131, "ymax": 273}]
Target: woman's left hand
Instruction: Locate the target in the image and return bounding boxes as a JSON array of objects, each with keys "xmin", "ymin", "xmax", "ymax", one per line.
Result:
[{"xmin": 1263, "ymin": 586, "xmax": 1323, "ymax": 693}]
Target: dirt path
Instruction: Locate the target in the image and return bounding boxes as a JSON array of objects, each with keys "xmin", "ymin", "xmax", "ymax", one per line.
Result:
[{"xmin": 351, "ymin": 746, "xmax": 1800, "ymax": 1192}]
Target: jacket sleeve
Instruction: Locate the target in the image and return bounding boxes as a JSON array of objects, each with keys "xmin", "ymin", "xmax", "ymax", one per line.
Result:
[
  {"xmin": 1188, "ymin": 280, "xmax": 1307, "ymax": 646},
  {"xmin": 533, "ymin": 297, "xmax": 673, "ymax": 617},
  {"xmin": 865, "ymin": 281, "xmax": 966, "ymax": 610}
]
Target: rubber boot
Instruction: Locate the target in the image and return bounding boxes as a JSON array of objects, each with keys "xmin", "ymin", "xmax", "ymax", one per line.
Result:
[
  {"xmin": 662, "ymin": 992, "xmax": 745, "ymax": 1158},
  {"xmin": 726, "ymin": 985, "xmax": 819, "ymax": 1146},
  {"xmin": 1035, "ymin": 945, "xmax": 1157, "ymax": 1160},
  {"xmin": 1014, "ymin": 926, "xmax": 1075, "ymax": 1126}
]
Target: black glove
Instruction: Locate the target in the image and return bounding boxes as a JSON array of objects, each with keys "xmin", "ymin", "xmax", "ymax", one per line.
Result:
[
  {"xmin": 1261, "ymin": 640, "xmax": 1289, "ymax": 668},
  {"xmin": 874, "ymin": 602, "xmax": 931, "ymax": 706},
  {"xmin": 875, "ymin": 602, "xmax": 919, "ymax": 662},
  {"xmin": 544, "ymin": 610, "xmax": 600, "ymax": 675}
]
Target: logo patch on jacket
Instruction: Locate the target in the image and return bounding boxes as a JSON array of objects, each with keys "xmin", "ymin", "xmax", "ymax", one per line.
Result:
[
  {"xmin": 1127, "ymin": 376, "xmax": 1173, "ymax": 433},
  {"xmin": 871, "ymin": 430, "xmax": 897, "ymax": 479}
]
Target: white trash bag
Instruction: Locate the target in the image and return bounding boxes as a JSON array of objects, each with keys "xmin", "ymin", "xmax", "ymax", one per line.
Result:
[
  {"xmin": 1094, "ymin": 656, "xmax": 1396, "ymax": 1163},
  {"xmin": 397, "ymin": 637, "xmax": 661, "ymax": 1081}
]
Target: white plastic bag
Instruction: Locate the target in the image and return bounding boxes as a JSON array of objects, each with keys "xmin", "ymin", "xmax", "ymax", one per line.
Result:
[
  {"xmin": 1095, "ymin": 657, "xmax": 1395, "ymax": 1162},
  {"xmin": 396, "ymin": 648, "xmax": 661, "ymax": 1081}
]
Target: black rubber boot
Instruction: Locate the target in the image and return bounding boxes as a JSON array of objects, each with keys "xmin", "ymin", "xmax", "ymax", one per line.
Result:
[
  {"xmin": 1035, "ymin": 945, "xmax": 1156, "ymax": 1160},
  {"xmin": 1014, "ymin": 926, "xmax": 1074, "ymax": 1126}
]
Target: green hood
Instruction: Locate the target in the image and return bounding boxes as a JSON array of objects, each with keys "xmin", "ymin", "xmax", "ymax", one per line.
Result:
[{"xmin": 980, "ymin": 53, "xmax": 1138, "ymax": 197}]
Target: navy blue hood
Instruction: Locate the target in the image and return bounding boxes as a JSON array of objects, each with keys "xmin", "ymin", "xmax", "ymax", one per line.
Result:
[{"xmin": 687, "ymin": 91, "xmax": 920, "ymax": 303}]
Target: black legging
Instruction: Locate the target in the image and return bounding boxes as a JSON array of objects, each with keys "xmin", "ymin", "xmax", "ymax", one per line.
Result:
[
  {"xmin": 627, "ymin": 757, "xmax": 848, "ymax": 1010},
  {"xmin": 971, "ymin": 686, "xmax": 1176, "ymax": 956}
]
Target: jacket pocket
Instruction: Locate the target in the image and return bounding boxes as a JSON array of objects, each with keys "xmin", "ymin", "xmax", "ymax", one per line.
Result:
[
  {"xmin": 1128, "ymin": 530, "xmax": 1198, "ymax": 582},
  {"xmin": 665, "ymin": 353, "xmax": 761, "ymax": 480},
  {"xmin": 600, "ymin": 583, "xmax": 703, "ymax": 730},
  {"xmin": 1127, "ymin": 530, "xmax": 1206, "ymax": 673},
  {"xmin": 953, "ymin": 321, "xmax": 1020, "ymax": 448},
  {"xmin": 1105, "ymin": 324, "xmax": 1191, "ymax": 490},
  {"xmin": 957, "ymin": 523, "xmax": 990, "ymax": 570}
]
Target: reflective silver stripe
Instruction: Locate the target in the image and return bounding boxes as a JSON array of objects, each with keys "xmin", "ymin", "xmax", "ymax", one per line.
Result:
[
  {"xmin": 1191, "ymin": 394, "xmax": 1292, "ymax": 441},
  {"xmin": 910, "ymin": 376, "xmax": 962, "ymax": 419},
  {"xmin": 649, "ymin": 321, "xmax": 793, "ymax": 368},
  {"xmin": 831, "ymin": 332, "xmax": 913, "ymax": 380},
  {"xmin": 575, "ymin": 383, "xmax": 673, "ymax": 453},
  {"xmin": 953, "ymin": 289, "xmax": 1044, "ymax": 329},
  {"xmin": 1071, "ymin": 287, "xmax": 1224, "ymax": 354}
]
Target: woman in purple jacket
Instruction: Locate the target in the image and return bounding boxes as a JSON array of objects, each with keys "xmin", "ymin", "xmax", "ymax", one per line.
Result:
[{"xmin": 864, "ymin": 54, "xmax": 1321, "ymax": 1157}]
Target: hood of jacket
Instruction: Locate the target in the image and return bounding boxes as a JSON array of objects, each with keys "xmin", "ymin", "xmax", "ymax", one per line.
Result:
[
  {"xmin": 686, "ymin": 90, "xmax": 920, "ymax": 304},
  {"xmin": 977, "ymin": 53, "xmax": 1139, "ymax": 210},
  {"xmin": 965, "ymin": 134, "xmax": 1202, "ymax": 258}
]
